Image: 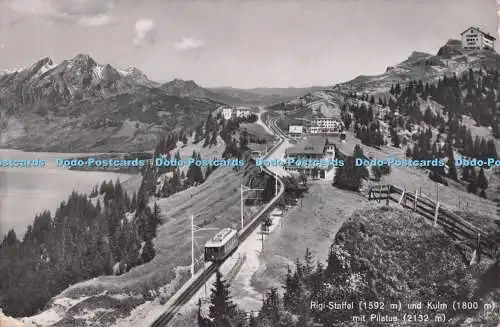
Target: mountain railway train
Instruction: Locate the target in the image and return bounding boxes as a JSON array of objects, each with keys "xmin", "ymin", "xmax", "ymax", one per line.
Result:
[{"xmin": 204, "ymin": 228, "xmax": 239, "ymax": 262}]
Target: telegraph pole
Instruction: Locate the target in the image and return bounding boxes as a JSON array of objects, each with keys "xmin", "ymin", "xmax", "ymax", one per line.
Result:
[
  {"xmin": 436, "ymin": 184, "xmax": 439, "ymax": 203},
  {"xmin": 191, "ymin": 215, "xmax": 195, "ymax": 277},
  {"xmin": 241, "ymin": 184, "xmax": 264, "ymax": 230},
  {"xmin": 190, "ymin": 215, "xmax": 218, "ymax": 278},
  {"xmin": 241, "ymin": 184, "xmax": 244, "ymax": 230},
  {"xmin": 275, "ymin": 172, "xmax": 278, "ymax": 197}
]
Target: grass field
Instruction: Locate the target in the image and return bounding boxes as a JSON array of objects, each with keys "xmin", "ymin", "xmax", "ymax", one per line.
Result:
[
  {"xmin": 240, "ymin": 123, "xmax": 275, "ymax": 141},
  {"xmin": 337, "ymin": 132, "xmax": 498, "ymax": 221},
  {"xmin": 327, "ymin": 206, "xmax": 499, "ymax": 326},
  {"xmin": 250, "ymin": 131, "xmax": 498, "ymax": 299},
  {"xmin": 250, "ymin": 181, "xmax": 370, "ymax": 294}
]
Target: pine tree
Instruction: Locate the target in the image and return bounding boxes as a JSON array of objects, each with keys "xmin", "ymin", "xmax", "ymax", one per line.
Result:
[
  {"xmin": 406, "ymin": 146, "xmax": 412, "ymax": 158},
  {"xmin": 467, "ymin": 168, "xmax": 478, "ymax": 194},
  {"xmin": 304, "ymin": 248, "xmax": 314, "ymax": 277},
  {"xmin": 141, "ymin": 239, "xmax": 155, "ymax": 263},
  {"xmin": 203, "ymin": 134, "xmax": 210, "ymax": 147},
  {"xmin": 477, "ymin": 167, "xmax": 488, "ymax": 190},
  {"xmin": 487, "ymin": 139, "xmax": 498, "ymax": 159},
  {"xmin": 394, "ymin": 83, "xmax": 401, "ymax": 95},
  {"xmin": 446, "ymin": 145, "xmax": 458, "ymax": 181},
  {"xmin": 210, "ymin": 129, "xmax": 218, "ymax": 147},
  {"xmin": 96, "ymin": 199, "xmax": 101, "ymax": 213},
  {"xmin": 333, "ymin": 156, "xmax": 362, "ymax": 191},
  {"xmin": 282, "ymin": 265, "xmax": 294, "ymax": 310},
  {"xmin": 209, "ymin": 270, "xmax": 237, "ymax": 324},
  {"xmin": 259, "ymin": 287, "xmax": 281, "ymax": 325}
]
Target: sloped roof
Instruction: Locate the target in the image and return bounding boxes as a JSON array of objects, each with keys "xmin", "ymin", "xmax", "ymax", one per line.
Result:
[
  {"xmin": 205, "ymin": 228, "xmax": 237, "ymax": 247},
  {"xmin": 286, "ymin": 136, "xmax": 333, "ymax": 155},
  {"xmin": 248, "ymin": 142, "xmax": 266, "ymax": 152},
  {"xmin": 460, "ymin": 26, "xmax": 496, "ymax": 40}
]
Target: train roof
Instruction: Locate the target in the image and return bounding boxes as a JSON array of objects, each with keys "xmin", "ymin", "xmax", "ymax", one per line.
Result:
[{"xmin": 205, "ymin": 228, "xmax": 237, "ymax": 247}]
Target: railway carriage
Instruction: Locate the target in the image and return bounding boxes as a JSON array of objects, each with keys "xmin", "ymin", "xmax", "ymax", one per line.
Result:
[{"xmin": 204, "ymin": 228, "xmax": 239, "ymax": 262}]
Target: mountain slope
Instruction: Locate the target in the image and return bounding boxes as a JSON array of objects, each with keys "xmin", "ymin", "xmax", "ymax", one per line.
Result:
[
  {"xmin": 0, "ymin": 55, "xmax": 221, "ymax": 152},
  {"xmin": 159, "ymin": 79, "xmax": 241, "ymax": 105},
  {"xmin": 337, "ymin": 39, "xmax": 500, "ymax": 95},
  {"xmin": 210, "ymin": 86, "xmax": 324, "ymax": 106},
  {"xmin": 274, "ymin": 40, "xmax": 500, "ymax": 118}
]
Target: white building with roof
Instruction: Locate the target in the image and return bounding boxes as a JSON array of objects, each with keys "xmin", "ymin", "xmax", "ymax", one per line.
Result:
[
  {"xmin": 221, "ymin": 107, "xmax": 252, "ymax": 120},
  {"xmin": 289, "ymin": 125, "xmax": 304, "ymax": 137},
  {"xmin": 461, "ymin": 27, "xmax": 496, "ymax": 51},
  {"xmin": 308, "ymin": 117, "xmax": 343, "ymax": 135},
  {"xmin": 284, "ymin": 136, "xmax": 336, "ymax": 179},
  {"xmin": 222, "ymin": 107, "xmax": 233, "ymax": 120}
]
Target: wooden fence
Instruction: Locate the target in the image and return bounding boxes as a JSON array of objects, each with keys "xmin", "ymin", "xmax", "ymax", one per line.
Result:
[{"xmin": 367, "ymin": 184, "xmax": 498, "ymax": 260}]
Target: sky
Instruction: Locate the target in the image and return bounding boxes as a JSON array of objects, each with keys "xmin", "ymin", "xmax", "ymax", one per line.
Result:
[{"xmin": 0, "ymin": 0, "xmax": 498, "ymax": 88}]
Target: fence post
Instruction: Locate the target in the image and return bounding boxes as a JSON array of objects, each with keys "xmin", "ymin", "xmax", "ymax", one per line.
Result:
[
  {"xmin": 434, "ymin": 202, "xmax": 439, "ymax": 227},
  {"xmin": 414, "ymin": 190, "xmax": 418, "ymax": 211},
  {"xmin": 378, "ymin": 185, "xmax": 382, "ymax": 203},
  {"xmin": 368, "ymin": 187, "xmax": 371, "ymax": 200},
  {"xmin": 386, "ymin": 186, "xmax": 389, "ymax": 206},
  {"xmin": 476, "ymin": 233, "xmax": 481, "ymax": 264},
  {"xmin": 398, "ymin": 189, "xmax": 405, "ymax": 206}
]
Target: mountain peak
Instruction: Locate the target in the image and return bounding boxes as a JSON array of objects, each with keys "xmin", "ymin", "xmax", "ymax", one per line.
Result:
[
  {"xmin": 171, "ymin": 78, "xmax": 197, "ymax": 85},
  {"xmin": 437, "ymin": 39, "xmax": 465, "ymax": 58},
  {"xmin": 164, "ymin": 78, "xmax": 200, "ymax": 89},
  {"xmin": 37, "ymin": 57, "xmax": 53, "ymax": 66},
  {"xmin": 70, "ymin": 53, "xmax": 97, "ymax": 66},
  {"xmin": 72, "ymin": 53, "xmax": 92, "ymax": 60}
]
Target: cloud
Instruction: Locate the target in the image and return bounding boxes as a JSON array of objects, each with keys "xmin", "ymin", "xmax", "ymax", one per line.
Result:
[
  {"xmin": 133, "ymin": 18, "xmax": 157, "ymax": 48},
  {"xmin": 78, "ymin": 14, "xmax": 112, "ymax": 26},
  {"xmin": 6, "ymin": 0, "xmax": 114, "ymax": 27},
  {"xmin": 174, "ymin": 37, "xmax": 206, "ymax": 51}
]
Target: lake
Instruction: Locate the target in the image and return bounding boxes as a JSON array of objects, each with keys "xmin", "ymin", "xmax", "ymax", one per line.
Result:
[{"xmin": 0, "ymin": 149, "xmax": 134, "ymax": 238}]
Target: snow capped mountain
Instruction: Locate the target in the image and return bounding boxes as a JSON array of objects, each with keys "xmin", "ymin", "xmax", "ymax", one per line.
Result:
[
  {"xmin": 0, "ymin": 54, "xmax": 160, "ymax": 108},
  {"xmin": 0, "ymin": 54, "xmax": 222, "ymax": 152},
  {"xmin": 118, "ymin": 66, "xmax": 159, "ymax": 87}
]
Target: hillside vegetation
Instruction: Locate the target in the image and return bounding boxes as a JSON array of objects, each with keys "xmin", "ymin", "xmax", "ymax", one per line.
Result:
[{"xmin": 203, "ymin": 206, "xmax": 500, "ymax": 327}]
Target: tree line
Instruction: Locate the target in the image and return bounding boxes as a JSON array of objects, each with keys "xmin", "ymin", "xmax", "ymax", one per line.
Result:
[{"xmin": 0, "ymin": 178, "xmax": 160, "ymax": 317}]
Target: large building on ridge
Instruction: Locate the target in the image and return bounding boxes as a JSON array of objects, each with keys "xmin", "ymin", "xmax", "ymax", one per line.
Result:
[{"xmin": 461, "ymin": 26, "xmax": 495, "ymax": 51}]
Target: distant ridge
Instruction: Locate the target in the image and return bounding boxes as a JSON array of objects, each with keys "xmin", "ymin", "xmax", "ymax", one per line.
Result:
[{"xmin": 0, "ymin": 54, "xmax": 222, "ymax": 152}]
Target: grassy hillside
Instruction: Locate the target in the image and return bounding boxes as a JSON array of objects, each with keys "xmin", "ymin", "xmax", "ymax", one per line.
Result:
[
  {"xmin": 251, "ymin": 182, "xmax": 368, "ymax": 293},
  {"xmin": 24, "ymin": 164, "xmax": 268, "ymax": 327},
  {"xmin": 324, "ymin": 206, "xmax": 499, "ymax": 326},
  {"xmin": 336, "ymin": 132, "xmax": 497, "ymax": 220}
]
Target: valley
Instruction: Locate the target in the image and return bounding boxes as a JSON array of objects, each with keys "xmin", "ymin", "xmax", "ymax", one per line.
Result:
[{"xmin": 0, "ymin": 3, "xmax": 499, "ymax": 326}]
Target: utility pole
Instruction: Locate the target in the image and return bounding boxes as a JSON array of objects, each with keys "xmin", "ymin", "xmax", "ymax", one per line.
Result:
[
  {"xmin": 190, "ymin": 215, "xmax": 218, "ymax": 278},
  {"xmin": 436, "ymin": 184, "xmax": 438, "ymax": 203},
  {"xmin": 275, "ymin": 173, "xmax": 278, "ymax": 197},
  {"xmin": 240, "ymin": 184, "xmax": 264, "ymax": 230},
  {"xmin": 191, "ymin": 214, "xmax": 194, "ymax": 277},
  {"xmin": 240, "ymin": 185, "xmax": 244, "ymax": 230}
]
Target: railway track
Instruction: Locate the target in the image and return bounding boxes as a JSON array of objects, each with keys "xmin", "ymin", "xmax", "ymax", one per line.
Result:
[
  {"xmin": 151, "ymin": 264, "xmax": 217, "ymax": 327},
  {"xmin": 149, "ymin": 127, "xmax": 287, "ymax": 327}
]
